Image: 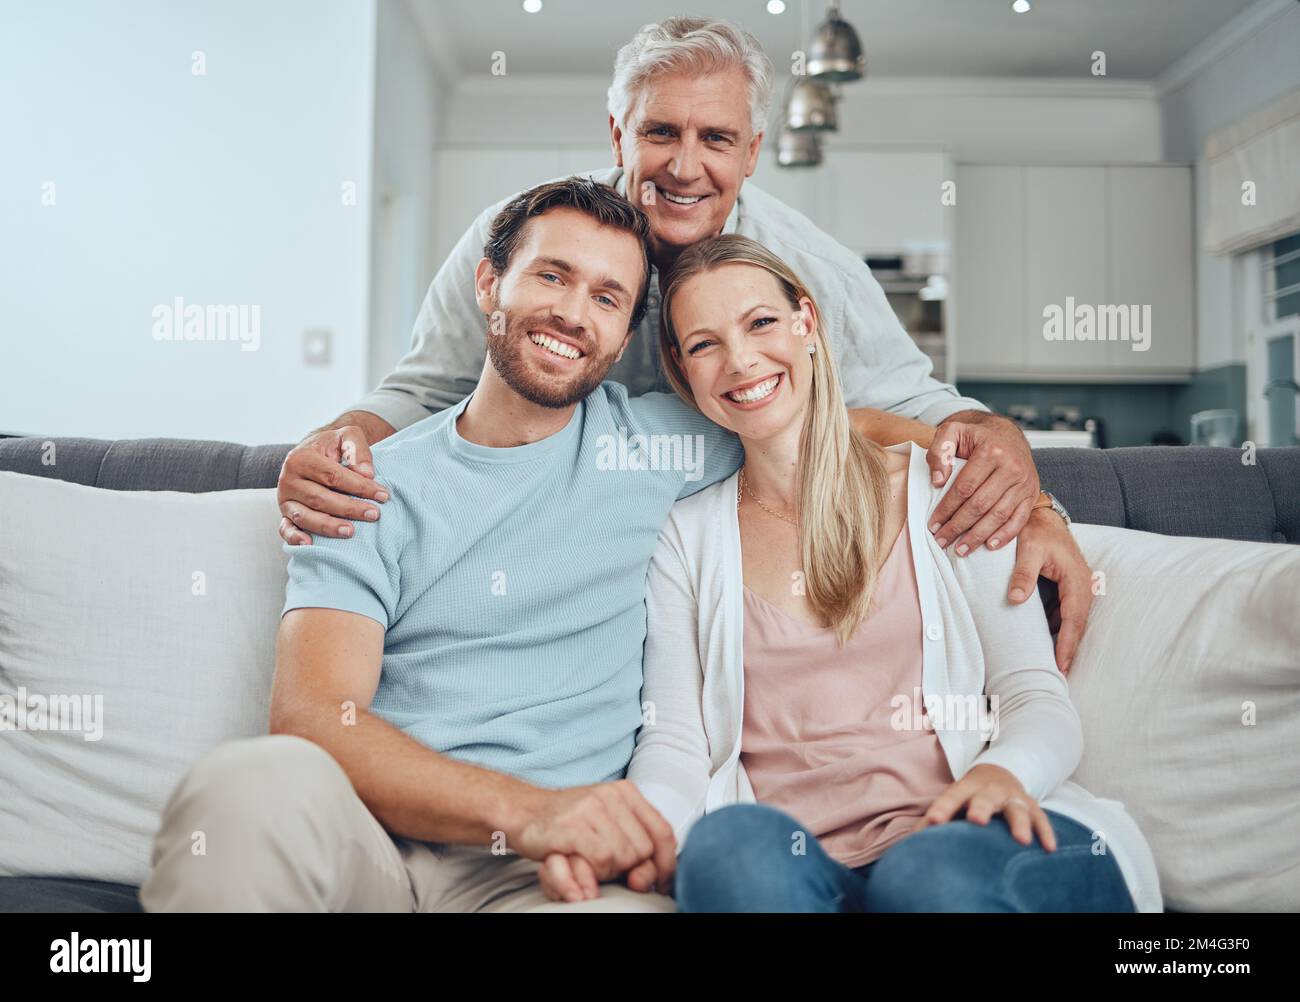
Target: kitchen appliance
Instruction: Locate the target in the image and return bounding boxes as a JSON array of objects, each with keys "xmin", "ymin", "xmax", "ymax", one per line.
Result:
[
  {"xmin": 867, "ymin": 248, "xmax": 948, "ymax": 380},
  {"xmin": 1006, "ymin": 403, "xmax": 1104, "ymax": 448}
]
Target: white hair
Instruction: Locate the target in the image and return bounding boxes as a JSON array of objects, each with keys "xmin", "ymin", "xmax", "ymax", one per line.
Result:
[{"xmin": 607, "ymin": 16, "xmax": 775, "ymax": 137}]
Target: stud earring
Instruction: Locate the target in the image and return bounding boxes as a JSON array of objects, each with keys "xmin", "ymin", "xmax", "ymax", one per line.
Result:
[{"xmin": 806, "ymin": 342, "xmax": 816, "ymax": 355}]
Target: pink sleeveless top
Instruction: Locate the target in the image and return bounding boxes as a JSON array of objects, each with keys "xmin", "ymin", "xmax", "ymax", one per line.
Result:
[{"xmin": 740, "ymin": 514, "xmax": 955, "ymax": 868}]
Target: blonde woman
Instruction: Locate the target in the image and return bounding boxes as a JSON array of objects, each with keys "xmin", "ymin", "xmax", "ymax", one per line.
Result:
[{"xmin": 621, "ymin": 235, "xmax": 1161, "ymax": 912}]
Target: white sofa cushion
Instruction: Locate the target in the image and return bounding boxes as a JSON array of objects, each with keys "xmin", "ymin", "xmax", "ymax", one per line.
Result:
[
  {"xmin": 0, "ymin": 472, "xmax": 285, "ymax": 885},
  {"xmin": 1067, "ymin": 523, "xmax": 1300, "ymax": 912}
]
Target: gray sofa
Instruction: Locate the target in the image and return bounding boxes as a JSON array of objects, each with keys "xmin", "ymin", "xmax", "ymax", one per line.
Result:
[{"xmin": 1, "ymin": 434, "xmax": 1297, "ymax": 912}]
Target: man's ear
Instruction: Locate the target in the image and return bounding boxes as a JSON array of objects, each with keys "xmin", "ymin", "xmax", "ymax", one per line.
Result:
[
  {"xmin": 473, "ymin": 258, "xmax": 499, "ymax": 316},
  {"xmin": 744, "ymin": 130, "xmax": 763, "ymax": 178},
  {"xmin": 612, "ymin": 328, "xmax": 634, "ymax": 365},
  {"xmin": 609, "ymin": 115, "xmax": 624, "ymax": 168}
]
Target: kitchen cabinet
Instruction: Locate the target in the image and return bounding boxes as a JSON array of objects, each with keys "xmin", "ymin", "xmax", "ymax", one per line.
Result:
[
  {"xmin": 954, "ymin": 163, "xmax": 1195, "ymax": 381},
  {"xmin": 1105, "ymin": 166, "xmax": 1196, "ymax": 374},
  {"xmin": 750, "ymin": 148, "xmax": 951, "ymax": 256},
  {"xmin": 1023, "ymin": 167, "xmax": 1110, "ymax": 373},
  {"xmin": 952, "ymin": 165, "xmax": 1025, "ymax": 378}
]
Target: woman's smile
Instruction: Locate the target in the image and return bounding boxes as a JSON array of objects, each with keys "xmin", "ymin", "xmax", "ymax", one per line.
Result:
[{"xmin": 720, "ymin": 371, "xmax": 783, "ymax": 409}]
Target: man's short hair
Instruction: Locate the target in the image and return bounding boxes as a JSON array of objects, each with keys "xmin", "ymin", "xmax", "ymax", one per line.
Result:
[
  {"xmin": 608, "ymin": 16, "xmax": 774, "ymax": 137},
  {"xmin": 483, "ymin": 177, "xmax": 654, "ymax": 329}
]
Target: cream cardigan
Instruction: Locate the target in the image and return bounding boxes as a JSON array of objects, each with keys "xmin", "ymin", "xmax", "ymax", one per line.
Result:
[{"xmin": 627, "ymin": 440, "xmax": 1162, "ymax": 912}]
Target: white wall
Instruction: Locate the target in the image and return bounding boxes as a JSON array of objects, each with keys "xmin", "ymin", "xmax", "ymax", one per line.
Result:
[
  {"xmin": 369, "ymin": 0, "xmax": 446, "ymax": 389},
  {"xmin": 1159, "ymin": 0, "xmax": 1300, "ymax": 368},
  {"xmin": 0, "ymin": 0, "xmax": 377, "ymax": 444}
]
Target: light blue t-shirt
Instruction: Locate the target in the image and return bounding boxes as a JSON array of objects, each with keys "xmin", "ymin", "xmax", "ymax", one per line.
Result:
[{"xmin": 282, "ymin": 383, "xmax": 743, "ymax": 789}]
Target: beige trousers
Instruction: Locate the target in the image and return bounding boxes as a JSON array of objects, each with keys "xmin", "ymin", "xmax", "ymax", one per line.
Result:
[{"xmin": 139, "ymin": 734, "xmax": 676, "ymax": 913}]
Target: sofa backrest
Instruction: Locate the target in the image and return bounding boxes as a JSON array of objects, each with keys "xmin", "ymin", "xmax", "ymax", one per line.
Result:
[{"xmin": 1, "ymin": 436, "xmax": 1297, "ymax": 544}]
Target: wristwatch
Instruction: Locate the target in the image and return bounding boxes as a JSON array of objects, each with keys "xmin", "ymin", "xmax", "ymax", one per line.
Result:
[{"xmin": 1032, "ymin": 490, "xmax": 1072, "ymax": 525}]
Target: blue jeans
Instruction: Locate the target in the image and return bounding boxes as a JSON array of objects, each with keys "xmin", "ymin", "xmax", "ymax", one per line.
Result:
[{"xmin": 675, "ymin": 803, "xmax": 1136, "ymax": 912}]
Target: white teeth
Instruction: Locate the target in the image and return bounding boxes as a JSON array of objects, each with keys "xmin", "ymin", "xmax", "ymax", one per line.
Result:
[
  {"xmin": 661, "ymin": 190, "xmax": 704, "ymax": 205},
  {"xmin": 529, "ymin": 332, "xmax": 581, "ymax": 360},
  {"xmin": 726, "ymin": 375, "xmax": 779, "ymax": 403}
]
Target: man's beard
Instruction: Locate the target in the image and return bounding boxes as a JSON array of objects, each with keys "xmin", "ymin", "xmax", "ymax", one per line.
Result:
[{"xmin": 484, "ymin": 298, "xmax": 620, "ymax": 409}]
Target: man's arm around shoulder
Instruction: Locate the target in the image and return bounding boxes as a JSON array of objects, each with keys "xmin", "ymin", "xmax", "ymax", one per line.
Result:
[{"xmin": 848, "ymin": 405, "xmax": 1015, "ymax": 452}]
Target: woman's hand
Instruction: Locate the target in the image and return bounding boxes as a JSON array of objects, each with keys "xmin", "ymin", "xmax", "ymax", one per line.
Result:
[
  {"xmin": 538, "ymin": 854, "xmax": 674, "ymax": 902},
  {"xmin": 539, "ymin": 852, "xmax": 600, "ymax": 903},
  {"xmin": 920, "ymin": 763, "xmax": 1058, "ymax": 851}
]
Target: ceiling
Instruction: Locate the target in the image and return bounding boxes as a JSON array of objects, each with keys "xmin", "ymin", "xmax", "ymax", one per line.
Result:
[{"xmin": 415, "ymin": 0, "xmax": 1261, "ymax": 79}]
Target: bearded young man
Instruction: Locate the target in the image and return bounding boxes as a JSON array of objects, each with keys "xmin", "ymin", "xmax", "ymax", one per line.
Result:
[{"xmin": 144, "ymin": 179, "xmax": 717, "ymax": 912}]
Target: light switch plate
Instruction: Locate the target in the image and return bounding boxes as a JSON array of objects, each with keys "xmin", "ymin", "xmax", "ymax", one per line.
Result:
[{"xmin": 303, "ymin": 328, "xmax": 332, "ymax": 366}]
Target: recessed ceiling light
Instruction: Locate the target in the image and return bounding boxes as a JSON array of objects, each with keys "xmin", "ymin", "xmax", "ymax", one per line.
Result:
[
  {"xmin": 522, "ymin": 0, "xmax": 542, "ymax": 13},
  {"xmin": 767, "ymin": 0, "xmax": 787, "ymax": 13},
  {"xmin": 1011, "ymin": 0, "xmax": 1031, "ymax": 12}
]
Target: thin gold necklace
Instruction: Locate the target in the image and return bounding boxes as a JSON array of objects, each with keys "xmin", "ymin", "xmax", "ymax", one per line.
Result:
[{"xmin": 739, "ymin": 468, "xmax": 798, "ymax": 525}]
